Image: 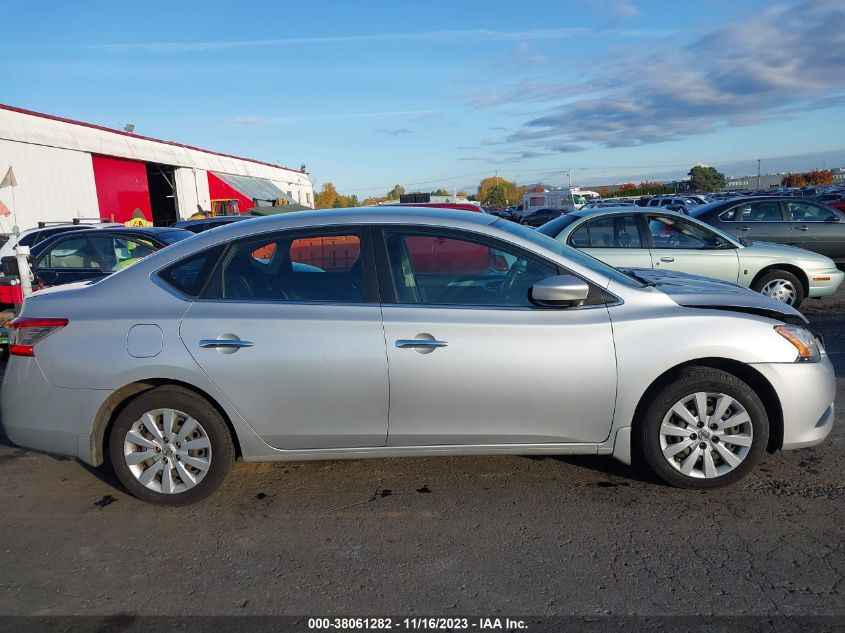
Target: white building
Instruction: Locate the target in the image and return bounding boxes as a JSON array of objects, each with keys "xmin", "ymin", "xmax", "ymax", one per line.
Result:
[{"xmin": 0, "ymin": 104, "xmax": 314, "ymax": 231}]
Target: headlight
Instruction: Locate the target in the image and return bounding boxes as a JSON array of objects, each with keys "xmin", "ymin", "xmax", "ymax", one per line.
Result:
[{"xmin": 774, "ymin": 325, "xmax": 821, "ymax": 362}]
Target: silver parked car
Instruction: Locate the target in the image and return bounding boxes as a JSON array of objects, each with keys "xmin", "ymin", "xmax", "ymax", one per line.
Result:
[
  {"xmin": 1, "ymin": 208, "xmax": 836, "ymax": 504},
  {"xmin": 538, "ymin": 207, "xmax": 844, "ymax": 309}
]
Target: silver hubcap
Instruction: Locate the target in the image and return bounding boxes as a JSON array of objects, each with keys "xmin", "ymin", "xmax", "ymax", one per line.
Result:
[
  {"xmin": 760, "ymin": 279, "xmax": 797, "ymax": 305},
  {"xmin": 123, "ymin": 408, "xmax": 212, "ymax": 494},
  {"xmin": 660, "ymin": 392, "xmax": 753, "ymax": 479}
]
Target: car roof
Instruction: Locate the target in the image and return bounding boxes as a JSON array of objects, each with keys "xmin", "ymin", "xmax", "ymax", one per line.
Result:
[
  {"xmin": 112, "ymin": 207, "xmax": 496, "ymax": 265},
  {"xmin": 174, "ymin": 215, "xmax": 247, "ymax": 224},
  {"xmin": 38, "ymin": 226, "xmax": 187, "ymax": 237},
  {"xmin": 565, "ymin": 206, "xmax": 658, "ymax": 219},
  {"xmin": 191, "ymin": 206, "xmax": 497, "ymax": 234}
]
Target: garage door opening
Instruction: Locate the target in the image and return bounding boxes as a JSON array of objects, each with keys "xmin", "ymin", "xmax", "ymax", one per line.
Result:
[{"xmin": 146, "ymin": 163, "xmax": 178, "ymax": 226}]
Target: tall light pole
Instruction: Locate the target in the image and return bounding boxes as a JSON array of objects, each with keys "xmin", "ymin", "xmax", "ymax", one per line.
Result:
[{"xmin": 757, "ymin": 159, "xmax": 761, "ymax": 189}]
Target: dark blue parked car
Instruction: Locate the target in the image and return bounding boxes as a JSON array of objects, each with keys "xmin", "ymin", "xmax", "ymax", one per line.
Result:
[{"xmin": 29, "ymin": 227, "xmax": 193, "ymax": 286}]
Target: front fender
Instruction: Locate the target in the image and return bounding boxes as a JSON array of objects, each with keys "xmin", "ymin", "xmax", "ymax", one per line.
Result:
[{"xmin": 607, "ymin": 300, "xmax": 799, "ymax": 434}]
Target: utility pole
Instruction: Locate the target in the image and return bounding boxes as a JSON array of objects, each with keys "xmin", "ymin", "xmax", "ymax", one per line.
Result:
[{"xmin": 757, "ymin": 159, "xmax": 761, "ymax": 189}]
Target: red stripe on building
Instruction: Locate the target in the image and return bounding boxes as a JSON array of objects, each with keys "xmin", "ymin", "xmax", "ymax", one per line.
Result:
[
  {"xmin": 207, "ymin": 172, "xmax": 254, "ymax": 215},
  {"xmin": 91, "ymin": 155, "xmax": 152, "ymax": 224}
]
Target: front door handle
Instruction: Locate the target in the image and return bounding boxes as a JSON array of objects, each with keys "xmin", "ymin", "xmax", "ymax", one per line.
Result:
[
  {"xmin": 737, "ymin": 226, "xmax": 751, "ymax": 232},
  {"xmin": 396, "ymin": 339, "xmax": 448, "ymax": 349},
  {"xmin": 659, "ymin": 257, "xmax": 675, "ymax": 263},
  {"xmin": 199, "ymin": 339, "xmax": 254, "ymax": 349},
  {"xmin": 793, "ymin": 225, "xmax": 809, "ymax": 231}
]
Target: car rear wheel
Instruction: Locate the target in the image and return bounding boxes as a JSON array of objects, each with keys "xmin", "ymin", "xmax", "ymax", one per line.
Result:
[
  {"xmin": 108, "ymin": 386, "xmax": 234, "ymax": 505},
  {"xmin": 752, "ymin": 269, "xmax": 804, "ymax": 309},
  {"xmin": 638, "ymin": 367, "xmax": 768, "ymax": 489}
]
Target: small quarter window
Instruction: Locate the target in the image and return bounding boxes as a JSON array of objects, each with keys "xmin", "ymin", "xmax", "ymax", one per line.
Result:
[{"xmin": 159, "ymin": 245, "xmax": 225, "ymax": 297}]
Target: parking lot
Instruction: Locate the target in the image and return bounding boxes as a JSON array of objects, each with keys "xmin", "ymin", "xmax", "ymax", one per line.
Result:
[{"xmin": 0, "ymin": 286, "xmax": 842, "ymax": 618}]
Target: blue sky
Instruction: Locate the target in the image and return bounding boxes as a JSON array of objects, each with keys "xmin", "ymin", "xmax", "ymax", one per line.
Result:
[{"xmin": 3, "ymin": 0, "xmax": 844, "ymax": 195}]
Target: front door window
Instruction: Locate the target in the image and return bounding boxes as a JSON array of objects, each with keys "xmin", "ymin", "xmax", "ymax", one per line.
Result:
[{"xmin": 383, "ymin": 231, "xmax": 558, "ymax": 307}]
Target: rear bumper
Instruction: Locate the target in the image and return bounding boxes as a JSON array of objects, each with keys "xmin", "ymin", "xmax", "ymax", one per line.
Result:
[
  {"xmin": 750, "ymin": 356, "xmax": 836, "ymax": 450},
  {"xmin": 0, "ymin": 356, "xmax": 109, "ymax": 465},
  {"xmin": 806, "ymin": 269, "xmax": 844, "ymax": 298}
]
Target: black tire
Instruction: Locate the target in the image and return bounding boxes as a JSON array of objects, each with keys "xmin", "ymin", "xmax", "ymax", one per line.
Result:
[
  {"xmin": 638, "ymin": 366, "xmax": 769, "ymax": 489},
  {"xmin": 751, "ymin": 268, "xmax": 804, "ymax": 309},
  {"xmin": 108, "ymin": 386, "xmax": 234, "ymax": 506}
]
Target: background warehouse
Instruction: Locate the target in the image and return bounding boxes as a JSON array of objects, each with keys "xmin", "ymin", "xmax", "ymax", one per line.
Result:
[{"xmin": 0, "ymin": 104, "xmax": 314, "ymax": 231}]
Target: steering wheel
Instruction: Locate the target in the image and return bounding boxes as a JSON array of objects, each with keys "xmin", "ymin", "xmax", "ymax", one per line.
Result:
[{"xmin": 500, "ymin": 259, "xmax": 527, "ymax": 303}]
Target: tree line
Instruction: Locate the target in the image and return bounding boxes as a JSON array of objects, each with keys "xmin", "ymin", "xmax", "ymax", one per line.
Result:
[
  {"xmin": 313, "ymin": 164, "xmax": 836, "ymax": 210},
  {"xmin": 781, "ymin": 169, "xmax": 835, "ymax": 187}
]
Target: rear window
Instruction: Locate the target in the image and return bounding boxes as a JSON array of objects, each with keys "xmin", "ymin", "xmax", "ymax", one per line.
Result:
[
  {"xmin": 158, "ymin": 245, "xmax": 225, "ymax": 297},
  {"xmin": 536, "ymin": 213, "xmax": 581, "ymax": 238}
]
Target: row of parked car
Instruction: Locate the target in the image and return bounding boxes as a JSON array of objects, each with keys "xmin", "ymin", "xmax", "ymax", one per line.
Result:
[
  {"xmin": 2, "ymin": 194, "xmax": 843, "ymax": 312},
  {"xmin": 0, "ymin": 216, "xmax": 255, "ymax": 291}
]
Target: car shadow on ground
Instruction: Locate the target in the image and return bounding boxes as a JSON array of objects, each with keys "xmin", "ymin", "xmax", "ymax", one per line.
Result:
[{"xmin": 521, "ymin": 453, "xmax": 664, "ymax": 485}]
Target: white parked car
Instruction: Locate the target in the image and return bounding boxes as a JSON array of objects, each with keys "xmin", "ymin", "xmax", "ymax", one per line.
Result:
[{"xmin": 539, "ymin": 207, "xmax": 844, "ymax": 308}]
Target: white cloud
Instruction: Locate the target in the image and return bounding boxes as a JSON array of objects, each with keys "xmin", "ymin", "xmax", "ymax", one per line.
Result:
[
  {"xmin": 89, "ymin": 27, "xmax": 677, "ymax": 52},
  {"xmin": 473, "ymin": 0, "xmax": 845, "ymax": 154}
]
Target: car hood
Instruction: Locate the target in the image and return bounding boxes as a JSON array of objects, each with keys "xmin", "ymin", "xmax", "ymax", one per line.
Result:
[{"xmin": 623, "ymin": 267, "xmax": 808, "ymax": 324}]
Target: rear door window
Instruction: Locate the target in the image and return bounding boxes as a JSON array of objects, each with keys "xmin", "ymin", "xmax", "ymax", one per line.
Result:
[
  {"xmin": 204, "ymin": 230, "xmax": 365, "ymax": 303},
  {"xmin": 736, "ymin": 201, "xmax": 784, "ymax": 222},
  {"xmin": 89, "ymin": 236, "xmax": 159, "ymax": 271}
]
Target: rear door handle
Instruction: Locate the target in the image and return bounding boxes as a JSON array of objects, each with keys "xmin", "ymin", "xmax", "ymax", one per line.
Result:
[
  {"xmin": 200, "ymin": 339, "xmax": 254, "ymax": 349},
  {"xmin": 395, "ymin": 339, "xmax": 448, "ymax": 349},
  {"xmin": 659, "ymin": 257, "xmax": 675, "ymax": 263},
  {"xmin": 793, "ymin": 225, "xmax": 809, "ymax": 231}
]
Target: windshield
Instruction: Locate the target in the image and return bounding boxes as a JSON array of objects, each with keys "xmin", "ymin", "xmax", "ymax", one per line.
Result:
[
  {"xmin": 494, "ymin": 219, "xmax": 645, "ymax": 288},
  {"xmin": 688, "ymin": 201, "xmax": 732, "ymax": 218},
  {"xmin": 572, "ymin": 194, "xmax": 585, "ymax": 206}
]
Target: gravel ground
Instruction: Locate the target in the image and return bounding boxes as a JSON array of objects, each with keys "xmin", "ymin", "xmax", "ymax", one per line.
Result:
[{"xmin": 0, "ymin": 289, "xmax": 843, "ymax": 617}]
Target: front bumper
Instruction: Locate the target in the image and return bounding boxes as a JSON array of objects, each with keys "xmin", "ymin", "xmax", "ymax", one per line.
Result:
[
  {"xmin": 0, "ymin": 356, "xmax": 110, "ymax": 465},
  {"xmin": 751, "ymin": 354, "xmax": 836, "ymax": 450},
  {"xmin": 806, "ymin": 268, "xmax": 845, "ymax": 298}
]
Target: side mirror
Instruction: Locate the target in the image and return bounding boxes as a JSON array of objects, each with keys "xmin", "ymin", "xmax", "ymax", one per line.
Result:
[
  {"xmin": 530, "ymin": 275, "xmax": 590, "ymax": 308},
  {"xmin": 825, "ymin": 215, "xmax": 840, "ymax": 222}
]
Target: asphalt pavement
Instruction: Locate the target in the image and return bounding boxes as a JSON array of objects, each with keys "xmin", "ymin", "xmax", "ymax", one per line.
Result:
[{"xmin": 0, "ymin": 288, "xmax": 843, "ymax": 618}]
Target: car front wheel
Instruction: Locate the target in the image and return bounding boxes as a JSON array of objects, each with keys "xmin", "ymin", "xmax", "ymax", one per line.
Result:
[
  {"xmin": 752, "ymin": 269, "xmax": 804, "ymax": 309},
  {"xmin": 638, "ymin": 367, "xmax": 769, "ymax": 489},
  {"xmin": 108, "ymin": 386, "xmax": 235, "ymax": 505}
]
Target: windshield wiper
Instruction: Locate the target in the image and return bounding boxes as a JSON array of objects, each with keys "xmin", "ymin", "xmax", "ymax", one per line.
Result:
[{"xmin": 619, "ymin": 269, "xmax": 656, "ymax": 286}]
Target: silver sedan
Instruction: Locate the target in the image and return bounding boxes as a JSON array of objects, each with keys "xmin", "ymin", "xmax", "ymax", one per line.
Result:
[
  {"xmin": 538, "ymin": 207, "xmax": 844, "ymax": 309},
  {"xmin": 1, "ymin": 208, "xmax": 836, "ymax": 504}
]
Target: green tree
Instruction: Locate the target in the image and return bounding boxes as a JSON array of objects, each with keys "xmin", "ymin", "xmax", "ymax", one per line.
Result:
[
  {"xmin": 431, "ymin": 188, "xmax": 451, "ymax": 197},
  {"xmin": 688, "ymin": 165, "xmax": 726, "ymax": 192},
  {"xmin": 314, "ymin": 182, "xmax": 339, "ymax": 209},
  {"xmin": 386, "ymin": 184, "xmax": 405, "ymax": 200},
  {"xmin": 477, "ymin": 175, "xmax": 518, "ymax": 205},
  {"xmin": 487, "ymin": 184, "xmax": 507, "ymax": 206}
]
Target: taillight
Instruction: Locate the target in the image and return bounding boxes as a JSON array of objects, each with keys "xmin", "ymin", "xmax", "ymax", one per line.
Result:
[{"xmin": 9, "ymin": 317, "xmax": 68, "ymax": 356}]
